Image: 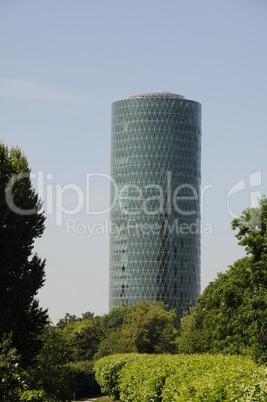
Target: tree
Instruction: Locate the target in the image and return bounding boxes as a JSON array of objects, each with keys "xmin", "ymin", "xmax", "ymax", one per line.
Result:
[
  {"xmin": 56, "ymin": 313, "xmax": 80, "ymax": 330},
  {"xmin": 0, "ymin": 144, "xmax": 48, "ymax": 366},
  {"xmin": 177, "ymin": 260, "xmax": 249, "ymax": 355},
  {"xmin": 100, "ymin": 303, "xmax": 132, "ymax": 332},
  {"xmin": 32, "ymin": 326, "xmax": 71, "ymax": 400},
  {"xmin": 63, "ymin": 319, "xmax": 104, "ymax": 362},
  {"xmin": 121, "ymin": 301, "xmax": 177, "ymax": 354},
  {"xmin": 93, "ymin": 331, "xmax": 123, "ymax": 360},
  {"xmin": 0, "ymin": 333, "xmax": 25, "ymax": 400},
  {"xmin": 31, "ymin": 323, "xmax": 101, "ymax": 400},
  {"xmin": 178, "ymin": 197, "xmax": 267, "ymax": 362},
  {"xmin": 56, "ymin": 311, "xmax": 96, "ymax": 330},
  {"xmin": 90, "ymin": 305, "xmax": 133, "ymax": 360},
  {"xmin": 82, "ymin": 311, "xmax": 96, "ymax": 321},
  {"xmin": 232, "ymin": 197, "xmax": 267, "ymax": 261}
]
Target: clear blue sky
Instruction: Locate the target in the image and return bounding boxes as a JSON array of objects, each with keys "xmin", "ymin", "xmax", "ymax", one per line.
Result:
[{"xmin": 1, "ymin": 0, "xmax": 267, "ymax": 319}]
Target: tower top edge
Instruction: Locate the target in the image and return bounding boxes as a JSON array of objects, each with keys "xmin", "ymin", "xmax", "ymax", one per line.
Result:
[{"xmin": 127, "ymin": 92, "xmax": 185, "ymax": 100}]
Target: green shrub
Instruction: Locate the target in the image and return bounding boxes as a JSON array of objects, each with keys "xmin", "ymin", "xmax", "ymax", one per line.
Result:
[
  {"xmin": 118, "ymin": 354, "xmax": 176, "ymax": 401},
  {"xmin": 94, "ymin": 353, "xmax": 139, "ymax": 400},
  {"xmin": 161, "ymin": 355, "xmax": 267, "ymax": 401},
  {"xmin": 19, "ymin": 389, "xmax": 46, "ymax": 402},
  {"xmin": 95, "ymin": 353, "xmax": 267, "ymax": 402}
]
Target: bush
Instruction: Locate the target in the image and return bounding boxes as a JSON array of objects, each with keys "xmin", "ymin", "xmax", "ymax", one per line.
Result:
[
  {"xmin": 0, "ymin": 333, "xmax": 25, "ymax": 401},
  {"xmin": 118, "ymin": 355, "xmax": 176, "ymax": 401},
  {"xmin": 93, "ymin": 331, "xmax": 123, "ymax": 360},
  {"xmin": 94, "ymin": 353, "xmax": 267, "ymax": 402},
  {"xmin": 67, "ymin": 360, "xmax": 100, "ymax": 398},
  {"xmin": 161, "ymin": 354, "xmax": 267, "ymax": 401},
  {"xmin": 94, "ymin": 354, "xmax": 139, "ymax": 400},
  {"xmin": 19, "ymin": 389, "xmax": 46, "ymax": 402}
]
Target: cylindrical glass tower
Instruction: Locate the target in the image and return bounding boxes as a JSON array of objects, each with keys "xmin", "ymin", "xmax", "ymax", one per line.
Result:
[{"xmin": 109, "ymin": 93, "xmax": 201, "ymax": 321}]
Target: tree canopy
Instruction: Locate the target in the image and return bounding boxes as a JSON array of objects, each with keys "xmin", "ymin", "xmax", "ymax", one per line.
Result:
[
  {"xmin": 178, "ymin": 196, "xmax": 267, "ymax": 363},
  {"xmin": 121, "ymin": 300, "xmax": 177, "ymax": 354},
  {"xmin": 100, "ymin": 303, "xmax": 132, "ymax": 332},
  {"xmin": 63, "ymin": 318, "xmax": 104, "ymax": 361},
  {"xmin": 94, "ymin": 301, "xmax": 178, "ymax": 358},
  {"xmin": 0, "ymin": 143, "xmax": 48, "ymax": 366}
]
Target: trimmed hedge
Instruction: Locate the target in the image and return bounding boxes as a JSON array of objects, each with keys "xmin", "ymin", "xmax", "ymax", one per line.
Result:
[
  {"xmin": 94, "ymin": 353, "xmax": 267, "ymax": 401},
  {"xmin": 118, "ymin": 354, "xmax": 176, "ymax": 401},
  {"xmin": 161, "ymin": 354, "xmax": 267, "ymax": 401},
  {"xmin": 94, "ymin": 354, "xmax": 139, "ymax": 400}
]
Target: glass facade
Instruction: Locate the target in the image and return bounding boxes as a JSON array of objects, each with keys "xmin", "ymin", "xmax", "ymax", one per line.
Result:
[{"xmin": 109, "ymin": 93, "xmax": 201, "ymax": 322}]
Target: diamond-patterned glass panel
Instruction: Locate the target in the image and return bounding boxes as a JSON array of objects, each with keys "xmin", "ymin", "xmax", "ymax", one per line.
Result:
[{"xmin": 109, "ymin": 93, "xmax": 201, "ymax": 323}]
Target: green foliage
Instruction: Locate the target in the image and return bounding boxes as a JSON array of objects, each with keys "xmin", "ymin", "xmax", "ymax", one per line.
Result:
[
  {"xmin": 176, "ymin": 308, "xmax": 213, "ymax": 354},
  {"xmin": 100, "ymin": 303, "xmax": 132, "ymax": 332},
  {"xmin": 23, "ymin": 311, "xmax": 105, "ymax": 400},
  {"xmin": 178, "ymin": 257, "xmax": 267, "ymax": 361},
  {"xmin": 63, "ymin": 318, "xmax": 104, "ymax": 361},
  {"xmin": 0, "ymin": 143, "xmax": 48, "ymax": 367},
  {"xmin": 95, "ymin": 353, "xmax": 267, "ymax": 402},
  {"xmin": 82, "ymin": 311, "xmax": 97, "ymax": 321},
  {"xmin": 26, "ymin": 322, "xmax": 103, "ymax": 400},
  {"xmin": 93, "ymin": 331, "xmax": 123, "ymax": 360},
  {"xmin": 56, "ymin": 313, "xmax": 80, "ymax": 330},
  {"xmin": 32, "ymin": 326, "xmax": 71, "ymax": 400},
  {"xmin": 67, "ymin": 360, "xmax": 100, "ymax": 398},
  {"xmin": 232, "ymin": 196, "xmax": 267, "ymax": 261},
  {"xmin": 118, "ymin": 354, "xmax": 176, "ymax": 402},
  {"xmin": 0, "ymin": 333, "xmax": 47, "ymax": 401},
  {"xmin": 121, "ymin": 300, "xmax": 177, "ymax": 353},
  {"xmin": 56, "ymin": 311, "xmax": 97, "ymax": 330},
  {"xmin": 0, "ymin": 333, "xmax": 25, "ymax": 400},
  {"xmin": 178, "ymin": 197, "xmax": 267, "ymax": 362},
  {"xmin": 161, "ymin": 355, "xmax": 267, "ymax": 402},
  {"xmin": 94, "ymin": 301, "xmax": 178, "ymax": 360},
  {"xmin": 93, "ymin": 304, "xmax": 133, "ymax": 360},
  {"xmin": 19, "ymin": 389, "xmax": 46, "ymax": 402},
  {"xmin": 177, "ymin": 279, "xmax": 221, "ymax": 354},
  {"xmin": 94, "ymin": 354, "xmax": 139, "ymax": 400}
]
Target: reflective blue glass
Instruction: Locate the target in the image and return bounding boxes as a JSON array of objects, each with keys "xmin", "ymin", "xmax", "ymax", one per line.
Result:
[{"xmin": 109, "ymin": 93, "xmax": 201, "ymax": 323}]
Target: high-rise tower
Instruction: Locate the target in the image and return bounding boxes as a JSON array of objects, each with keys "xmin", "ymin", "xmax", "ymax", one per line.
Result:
[{"xmin": 109, "ymin": 93, "xmax": 201, "ymax": 321}]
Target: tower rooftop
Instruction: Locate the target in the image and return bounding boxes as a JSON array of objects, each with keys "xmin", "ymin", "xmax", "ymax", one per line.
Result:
[{"xmin": 128, "ymin": 92, "xmax": 185, "ymax": 100}]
